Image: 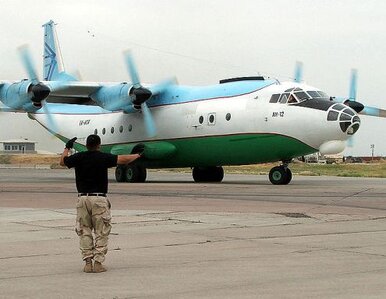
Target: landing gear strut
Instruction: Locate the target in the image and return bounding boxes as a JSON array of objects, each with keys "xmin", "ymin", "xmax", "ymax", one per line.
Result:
[
  {"xmin": 269, "ymin": 162, "xmax": 292, "ymax": 185},
  {"xmin": 192, "ymin": 166, "xmax": 224, "ymax": 183},
  {"xmin": 115, "ymin": 164, "xmax": 147, "ymax": 183}
]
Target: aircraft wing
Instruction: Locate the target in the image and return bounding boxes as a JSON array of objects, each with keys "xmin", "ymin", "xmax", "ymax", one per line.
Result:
[{"xmin": 45, "ymin": 81, "xmax": 104, "ymax": 98}]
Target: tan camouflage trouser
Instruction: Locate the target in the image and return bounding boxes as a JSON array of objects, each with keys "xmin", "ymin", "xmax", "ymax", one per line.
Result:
[{"xmin": 75, "ymin": 195, "xmax": 112, "ymax": 263}]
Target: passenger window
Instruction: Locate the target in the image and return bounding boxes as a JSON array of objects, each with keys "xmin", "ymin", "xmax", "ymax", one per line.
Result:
[
  {"xmin": 119, "ymin": 125, "xmax": 123, "ymax": 133},
  {"xmin": 269, "ymin": 94, "xmax": 280, "ymax": 103},
  {"xmin": 102, "ymin": 128, "xmax": 106, "ymax": 135},
  {"xmin": 208, "ymin": 113, "xmax": 216, "ymax": 125}
]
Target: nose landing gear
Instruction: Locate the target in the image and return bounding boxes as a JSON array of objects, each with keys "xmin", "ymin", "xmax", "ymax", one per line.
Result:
[{"xmin": 269, "ymin": 162, "xmax": 292, "ymax": 185}]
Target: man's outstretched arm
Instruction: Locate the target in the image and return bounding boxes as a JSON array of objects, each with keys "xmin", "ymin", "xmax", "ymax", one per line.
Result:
[{"xmin": 117, "ymin": 154, "xmax": 141, "ymax": 165}]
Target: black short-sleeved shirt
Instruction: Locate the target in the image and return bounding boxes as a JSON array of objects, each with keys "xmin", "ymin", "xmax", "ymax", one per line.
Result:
[{"xmin": 64, "ymin": 151, "xmax": 118, "ymax": 193}]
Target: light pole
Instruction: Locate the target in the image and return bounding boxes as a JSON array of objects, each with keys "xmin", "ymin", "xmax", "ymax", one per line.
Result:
[{"xmin": 370, "ymin": 144, "xmax": 375, "ymax": 161}]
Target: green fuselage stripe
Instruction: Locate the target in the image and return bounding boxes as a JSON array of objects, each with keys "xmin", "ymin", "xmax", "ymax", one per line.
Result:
[{"xmin": 99, "ymin": 133, "xmax": 317, "ymax": 168}]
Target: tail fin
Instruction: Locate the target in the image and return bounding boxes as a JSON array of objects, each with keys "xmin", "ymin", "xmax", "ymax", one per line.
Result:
[{"xmin": 42, "ymin": 20, "xmax": 66, "ymax": 81}]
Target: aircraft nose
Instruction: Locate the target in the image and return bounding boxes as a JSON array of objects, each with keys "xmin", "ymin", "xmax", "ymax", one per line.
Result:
[{"xmin": 327, "ymin": 104, "xmax": 361, "ymax": 135}]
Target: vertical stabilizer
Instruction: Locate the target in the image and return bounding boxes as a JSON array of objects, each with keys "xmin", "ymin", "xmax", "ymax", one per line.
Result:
[{"xmin": 42, "ymin": 20, "xmax": 65, "ymax": 81}]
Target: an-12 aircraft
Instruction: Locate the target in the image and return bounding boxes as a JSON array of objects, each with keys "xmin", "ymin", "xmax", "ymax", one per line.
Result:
[{"xmin": 1, "ymin": 20, "xmax": 385, "ymax": 185}]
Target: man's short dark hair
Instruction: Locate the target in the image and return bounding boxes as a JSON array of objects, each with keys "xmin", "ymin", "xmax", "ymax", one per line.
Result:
[{"xmin": 86, "ymin": 134, "xmax": 101, "ymax": 150}]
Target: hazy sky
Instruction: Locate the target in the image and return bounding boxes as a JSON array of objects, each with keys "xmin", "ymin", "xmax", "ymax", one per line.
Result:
[{"xmin": 0, "ymin": 0, "xmax": 385, "ymax": 155}]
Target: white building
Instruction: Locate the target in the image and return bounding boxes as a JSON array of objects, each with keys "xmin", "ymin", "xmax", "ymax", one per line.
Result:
[{"xmin": 0, "ymin": 139, "xmax": 37, "ymax": 154}]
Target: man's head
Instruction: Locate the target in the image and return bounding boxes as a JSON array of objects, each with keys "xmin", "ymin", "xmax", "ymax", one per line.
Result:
[{"xmin": 86, "ymin": 134, "xmax": 101, "ymax": 151}]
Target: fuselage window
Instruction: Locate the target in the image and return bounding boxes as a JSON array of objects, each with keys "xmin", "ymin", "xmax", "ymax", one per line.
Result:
[
  {"xmin": 208, "ymin": 113, "xmax": 216, "ymax": 125},
  {"xmin": 94, "ymin": 129, "xmax": 98, "ymax": 135},
  {"xmin": 128, "ymin": 124, "xmax": 132, "ymax": 132},
  {"xmin": 226, "ymin": 113, "xmax": 231, "ymax": 121},
  {"xmin": 199, "ymin": 116, "xmax": 204, "ymax": 124},
  {"xmin": 111, "ymin": 127, "xmax": 115, "ymax": 134},
  {"xmin": 102, "ymin": 128, "xmax": 106, "ymax": 135},
  {"xmin": 119, "ymin": 125, "xmax": 123, "ymax": 133},
  {"xmin": 269, "ymin": 94, "xmax": 280, "ymax": 103}
]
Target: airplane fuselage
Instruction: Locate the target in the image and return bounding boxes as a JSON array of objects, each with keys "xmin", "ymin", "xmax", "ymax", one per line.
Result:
[{"xmin": 31, "ymin": 79, "xmax": 357, "ymax": 169}]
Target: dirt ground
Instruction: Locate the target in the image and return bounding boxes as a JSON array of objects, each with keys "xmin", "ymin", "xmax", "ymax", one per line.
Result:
[{"xmin": 0, "ymin": 154, "xmax": 60, "ymax": 166}]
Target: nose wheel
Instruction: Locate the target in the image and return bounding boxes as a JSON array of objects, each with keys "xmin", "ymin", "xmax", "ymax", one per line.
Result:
[{"xmin": 269, "ymin": 165, "xmax": 292, "ymax": 185}]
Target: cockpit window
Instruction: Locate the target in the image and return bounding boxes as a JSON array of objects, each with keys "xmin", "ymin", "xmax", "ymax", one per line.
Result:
[
  {"xmin": 270, "ymin": 88, "xmax": 330, "ymax": 105},
  {"xmin": 318, "ymin": 91, "xmax": 330, "ymax": 100},
  {"xmin": 294, "ymin": 91, "xmax": 310, "ymax": 101},
  {"xmin": 279, "ymin": 93, "xmax": 289, "ymax": 103},
  {"xmin": 269, "ymin": 94, "xmax": 280, "ymax": 103},
  {"xmin": 307, "ymin": 91, "xmax": 321, "ymax": 98}
]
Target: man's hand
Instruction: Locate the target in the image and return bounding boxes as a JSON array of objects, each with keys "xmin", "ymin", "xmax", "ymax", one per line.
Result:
[
  {"xmin": 132, "ymin": 143, "xmax": 145, "ymax": 156},
  {"xmin": 65, "ymin": 137, "xmax": 77, "ymax": 149}
]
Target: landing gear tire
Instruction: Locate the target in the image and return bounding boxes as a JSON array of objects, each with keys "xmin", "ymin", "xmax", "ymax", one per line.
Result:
[
  {"xmin": 269, "ymin": 166, "xmax": 292, "ymax": 185},
  {"xmin": 115, "ymin": 165, "xmax": 127, "ymax": 182},
  {"xmin": 125, "ymin": 165, "xmax": 147, "ymax": 183},
  {"xmin": 192, "ymin": 166, "xmax": 224, "ymax": 183}
]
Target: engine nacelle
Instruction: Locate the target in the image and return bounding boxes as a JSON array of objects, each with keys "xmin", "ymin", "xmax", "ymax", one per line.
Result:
[
  {"xmin": 90, "ymin": 83, "xmax": 132, "ymax": 111},
  {"xmin": 0, "ymin": 80, "xmax": 33, "ymax": 110},
  {"xmin": 0, "ymin": 80, "xmax": 51, "ymax": 112}
]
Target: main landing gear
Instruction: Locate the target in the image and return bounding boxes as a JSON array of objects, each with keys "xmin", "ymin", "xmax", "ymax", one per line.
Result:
[
  {"xmin": 115, "ymin": 164, "xmax": 147, "ymax": 183},
  {"xmin": 192, "ymin": 166, "xmax": 224, "ymax": 183},
  {"xmin": 268, "ymin": 162, "xmax": 292, "ymax": 185}
]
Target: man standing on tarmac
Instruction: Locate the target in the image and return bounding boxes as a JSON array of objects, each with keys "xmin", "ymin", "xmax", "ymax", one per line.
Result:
[{"xmin": 60, "ymin": 134, "xmax": 141, "ymax": 273}]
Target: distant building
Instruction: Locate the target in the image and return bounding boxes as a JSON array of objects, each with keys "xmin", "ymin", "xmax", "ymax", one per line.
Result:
[{"xmin": 0, "ymin": 139, "xmax": 37, "ymax": 154}]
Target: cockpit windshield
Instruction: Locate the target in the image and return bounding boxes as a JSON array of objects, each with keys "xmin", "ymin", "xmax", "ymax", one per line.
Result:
[{"xmin": 269, "ymin": 88, "xmax": 330, "ymax": 104}]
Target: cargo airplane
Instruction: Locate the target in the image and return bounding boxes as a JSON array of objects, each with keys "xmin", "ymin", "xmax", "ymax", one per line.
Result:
[{"xmin": 1, "ymin": 20, "xmax": 385, "ymax": 184}]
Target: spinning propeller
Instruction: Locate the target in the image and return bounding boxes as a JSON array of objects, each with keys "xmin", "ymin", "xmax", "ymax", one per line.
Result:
[
  {"xmin": 18, "ymin": 45, "xmax": 59, "ymax": 134},
  {"xmin": 294, "ymin": 61, "xmax": 303, "ymax": 83},
  {"xmin": 123, "ymin": 51, "xmax": 156, "ymax": 137}
]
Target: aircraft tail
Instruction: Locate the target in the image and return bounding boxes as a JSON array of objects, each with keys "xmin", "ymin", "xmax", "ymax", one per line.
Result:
[{"xmin": 42, "ymin": 20, "xmax": 75, "ymax": 81}]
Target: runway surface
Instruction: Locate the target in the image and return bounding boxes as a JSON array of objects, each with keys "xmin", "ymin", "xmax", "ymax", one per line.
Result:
[{"xmin": 1, "ymin": 168, "xmax": 386, "ymax": 298}]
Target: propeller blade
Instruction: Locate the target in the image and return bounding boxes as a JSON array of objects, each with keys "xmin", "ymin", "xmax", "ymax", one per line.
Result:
[
  {"xmin": 361, "ymin": 106, "xmax": 386, "ymax": 118},
  {"xmin": 294, "ymin": 61, "xmax": 303, "ymax": 83},
  {"xmin": 42, "ymin": 101, "xmax": 58, "ymax": 135},
  {"xmin": 18, "ymin": 45, "xmax": 39, "ymax": 83},
  {"xmin": 347, "ymin": 136, "xmax": 354, "ymax": 148},
  {"xmin": 349, "ymin": 69, "xmax": 357, "ymax": 100},
  {"xmin": 124, "ymin": 50, "xmax": 141, "ymax": 87},
  {"xmin": 141, "ymin": 102, "xmax": 156, "ymax": 137}
]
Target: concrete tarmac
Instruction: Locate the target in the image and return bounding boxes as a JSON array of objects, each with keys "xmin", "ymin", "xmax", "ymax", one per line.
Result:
[{"xmin": 1, "ymin": 168, "xmax": 386, "ymax": 298}]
